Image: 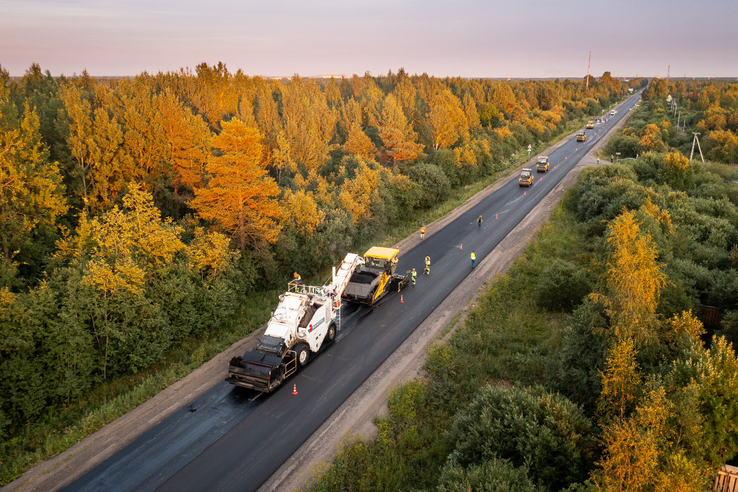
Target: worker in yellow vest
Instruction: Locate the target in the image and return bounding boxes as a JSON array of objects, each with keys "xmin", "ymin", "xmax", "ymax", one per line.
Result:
[
  {"xmin": 411, "ymin": 268, "xmax": 417, "ymax": 285},
  {"xmin": 424, "ymin": 255, "xmax": 431, "ymax": 275},
  {"xmin": 471, "ymin": 250, "xmax": 476, "ymax": 268}
]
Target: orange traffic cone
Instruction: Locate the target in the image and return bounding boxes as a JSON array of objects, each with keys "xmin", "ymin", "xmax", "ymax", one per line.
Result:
[
  {"xmin": 524, "ymin": 191, "xmax": 526, "ymax": 196},
  {"xmin": 292, "ymin": 383, "xmax": 298, "ymax": 395},
  {"xmin": 459, "ymin": 243, "xmax": 463, "ymax": 251},
  {"xmin": 400, "ymin": 295, "xmax": 404, "ymax": 304},
  {"xmin": 495, "ymin": 213, "xmax": 498, "ymax": 220}
]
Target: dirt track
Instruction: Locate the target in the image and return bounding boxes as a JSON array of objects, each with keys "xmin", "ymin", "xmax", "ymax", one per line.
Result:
[{"xmin": 6, "ymin": 110, "xmax": 632, "ymax": 492}]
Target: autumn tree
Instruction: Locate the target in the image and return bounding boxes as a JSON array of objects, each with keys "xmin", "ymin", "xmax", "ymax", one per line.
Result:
[
  {"xmin": 426, "ymin": 88, "xmax": 469, "ymax": 150},
  {"xmin": 56, "ymin": 185, "xmax": 185, "ymax": 377},
  {"xmin": 0, "ymin": 92, "xmax": 67, "ymax": 284},
  {"xmin": 337, "ymin": 156, "xmax": 384, "ymax": 225},
  {"xmin": 598, "ymin": 338, "xmax": 642, "ymax": 419},
  {"xmin": 343, "ymin": 122, "xmax": 376, "ymax": 159},
  {"xmin": 594, "ymin": 209, "xmax": 667, "ymax": 344},
  {"xmin": 281, "ymin": 76, "xmax": 336, "ymax": 171},
  {"xmin": 191, "ymin": 119, "xmax": 281, "ymax": 251},
  {"xmin": 57, "ymin": 82, "xmax": 131, "ymax": 213},
  {"xmin": 377, "ymin": 94, "xmax": 423, "ymax": 166},
  {"xmin": 155, "ymin": 90, "xmax": 211, "ymax": 204}
]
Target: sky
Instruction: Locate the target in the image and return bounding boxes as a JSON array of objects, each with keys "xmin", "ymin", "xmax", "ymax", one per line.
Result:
[{"xmin": 2, "ymin": 0, "xmax": 737, "ymax": 79}]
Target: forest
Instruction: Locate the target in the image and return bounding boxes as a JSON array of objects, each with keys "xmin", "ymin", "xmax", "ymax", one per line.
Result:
[
  {"xmin": 0, "ymin": 63, "xmax": 639, "ymax": 480},
  {"xmin": 310, "ymin": 81, "xmax": 738, "ymax": 491}
]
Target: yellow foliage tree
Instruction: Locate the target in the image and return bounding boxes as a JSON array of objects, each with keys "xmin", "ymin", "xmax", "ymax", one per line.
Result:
[
  {"xmin": 639, "ymin": 123, "xmax": 667, "ymax": 152},
  {"xmin": 155, "ymin": 90, "xmax": 211, "ymax": 198},
  {"xmin": 338, "ymin": 158, "xmax": 383, "ymax": 225},
  {"xmin": 60, "ymin": 185, "xmax": 185, "ymax": 378},
  {"xmin": 597, "ymin": 386, "xmax": 709, "ymax": 491},
  {"xmin": 598, "ymin": 416, "xmax": 659, "ymax": 491},
  {"xmin": 191, "ymin": 119, "xmax": 281, "ymax": 251},
  {"xmin": 595, "ymin": 209, "xmax": 667, "ymax": 344},
  {"xmin": 377, "ymin": 94, "xmax": 423, "ymax": 166},
  {"xmin": 661, "ymin": 310, "xmax": 706, "ymax": 348},
  {"xmin": 427, "ymin": 88, "xmax": 469, "ymax": 150},
  {"xmin": 0, "ymin": 101, "xmax": 67, "ymax": 268},
  {"xmin": 280, "ymin": 189, "xmax": 325, "ymax": 238},
  {"xmin": 599, "ymin": 338, "xmax": 642, "ymax": 419},
  {"xmin": 343, "ymin": 122, "xmax": 377, "ymax": 159},
  {"xmin": 187, "ymin": 227, "xmax": 237, "ymax": 280}
]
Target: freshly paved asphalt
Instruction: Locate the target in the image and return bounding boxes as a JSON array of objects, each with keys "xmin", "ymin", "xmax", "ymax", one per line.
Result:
[{"xmin": 63, "ymin": 94, "xmax": 641, "ymax": 492}]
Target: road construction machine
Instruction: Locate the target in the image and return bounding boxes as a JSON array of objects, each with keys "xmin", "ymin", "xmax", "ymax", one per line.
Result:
[
  {"xmin": 519, "ymin": 168, "xmax": 534, "ymax": 187},
  {"xmin": 226, "ymin": 253, "xmax": 363, "ymax": 392},
  {"xmin": 342, "ymin": 247, "xmax": 409, "ymax": 305}
]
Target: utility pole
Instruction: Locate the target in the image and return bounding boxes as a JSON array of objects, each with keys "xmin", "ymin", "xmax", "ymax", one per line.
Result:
[
  {"xmin": 586, "ymin": 51, "xmax": 591, "ymax": 88},
  {"xmin": 667, "ymin": 64, "xmax": 670, "ymax": 83},
  {"xmin": 690, "ymin": 132, "xmax": 705, "ymax": 164}
]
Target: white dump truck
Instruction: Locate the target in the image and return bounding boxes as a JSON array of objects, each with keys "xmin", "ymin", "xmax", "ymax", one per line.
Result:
[{"xmin": 226, "ymin": 253, "xmax": 362, "ymax": 392}]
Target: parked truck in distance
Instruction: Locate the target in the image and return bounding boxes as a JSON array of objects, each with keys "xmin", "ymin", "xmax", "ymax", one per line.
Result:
[{"xmin": 226, "ymin": 253, "xmax": 362, "ymax": 392}]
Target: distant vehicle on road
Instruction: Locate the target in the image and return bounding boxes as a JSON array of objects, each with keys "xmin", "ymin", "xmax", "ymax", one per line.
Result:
[
  {"xmin": 576, "ymin": 131, "xmax": 586, "ymax": 142},
  {"xmin": 609, "ymin": 110, "xmax": 617, "ymax": 116},
  {"xmin": 519, "ymin": 168, "xmax": 534, "ymax": 187},
  {"xmin": 536, "ymin": 156, "xmax": 549, "ymax": 172},
  {"xmin": 586, "ymin": 121, "xmax": 594, "ymax": 129}
]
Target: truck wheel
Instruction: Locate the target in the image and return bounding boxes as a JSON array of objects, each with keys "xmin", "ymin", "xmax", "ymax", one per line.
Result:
[
  {"xmin": 326, "ymin": 323, "xmax": 336, "ymax": 343},
  {"xmin": 295, "ymin": 344, "xmax": 310, "ymax": 368}
]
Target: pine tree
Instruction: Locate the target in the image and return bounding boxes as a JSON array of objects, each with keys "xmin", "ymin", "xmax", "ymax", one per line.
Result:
[{"xmin": 191, "ymin": 119, "xmax": 281, "ymax": 251}]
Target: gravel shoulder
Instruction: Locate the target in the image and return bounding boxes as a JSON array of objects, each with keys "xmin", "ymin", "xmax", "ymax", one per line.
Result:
[{"xmin": 7, "ymin": 111, "xmax": 631, "ymax": 492}]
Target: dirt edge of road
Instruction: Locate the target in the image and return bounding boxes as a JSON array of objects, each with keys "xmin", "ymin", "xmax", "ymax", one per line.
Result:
[{"xmin": 7, "ymin": 109, "xmax": 632, "ymax": 492}]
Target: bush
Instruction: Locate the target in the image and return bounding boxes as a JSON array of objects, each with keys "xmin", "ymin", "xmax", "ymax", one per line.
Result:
[
  {"xmin": 535, "ymin": 259, "xmax": 591, "ymax": 312},
  {"xmin": 604, "ymin": 134, "xmax": 640, "ymax": 159},
  {"xmin": 405, "ymin": 163, "xmax": 452, "ymax": 209},
  {"xmin": 549, "ymin": 299, "xmax": 610, "ymax": 415},
  {"xmin": 437, "ymin": 456, "xmax": 543, "ymax": 492},
  {"xmin": 446, "ymin": 385, "xmax": 595, "ymax": 490}
]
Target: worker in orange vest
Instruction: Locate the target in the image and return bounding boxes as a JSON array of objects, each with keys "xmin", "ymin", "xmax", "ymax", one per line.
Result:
[{"xmin": 420, "ymin": 225, "xmax": 425, "ymax": 239}]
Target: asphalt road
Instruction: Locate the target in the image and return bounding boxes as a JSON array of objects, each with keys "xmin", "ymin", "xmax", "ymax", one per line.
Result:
[{"xmin": 63, "ymin": 94, "xmax": 641, "ymax": 492}]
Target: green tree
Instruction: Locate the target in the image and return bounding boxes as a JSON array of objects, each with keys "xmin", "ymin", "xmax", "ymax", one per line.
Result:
[{"xmin": 447, "ymin": 385, "xmax": 594, "ymax": 490}]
